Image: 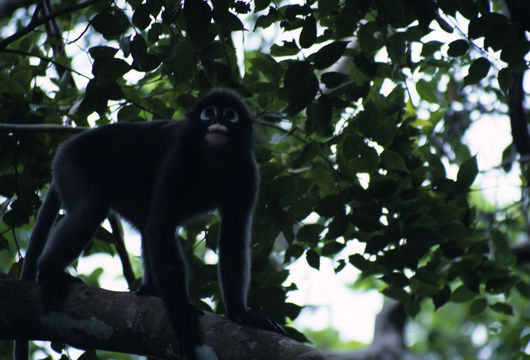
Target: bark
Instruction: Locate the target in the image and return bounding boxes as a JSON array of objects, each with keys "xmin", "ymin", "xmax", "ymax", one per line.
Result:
[{"xmin": 0, "ymin": 273, "xmax": 405, "ymax": 360}]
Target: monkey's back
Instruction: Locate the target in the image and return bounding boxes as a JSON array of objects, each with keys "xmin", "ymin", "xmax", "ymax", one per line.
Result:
[
  {"xmin": 50, "ymin": 119, "xmax": 257, "ymax": 231},
  {"xmin": 51, "ymin": 120, "xmax": 193, "ymax": 228}
]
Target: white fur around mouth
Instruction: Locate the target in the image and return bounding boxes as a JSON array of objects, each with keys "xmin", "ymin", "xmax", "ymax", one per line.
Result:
[
  {"xmin": 206, "ymin": 124, "xmax": 229, "ymax": 145},
  {"xmin": 208, "ymin": 124, "xmax": 228, "ymax": 133}
]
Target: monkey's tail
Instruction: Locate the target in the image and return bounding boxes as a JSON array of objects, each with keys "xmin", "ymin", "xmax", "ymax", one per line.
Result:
[{"xmin": 15, "ymin": 184, "xmax": 61, "ymax": 360}]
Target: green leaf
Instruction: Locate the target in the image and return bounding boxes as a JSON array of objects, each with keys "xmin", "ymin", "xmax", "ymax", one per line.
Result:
[
  {"xmin": 321, "ymin": 72, "xmax": 347, "ymax": 88},
  {"xmin": 306, "ymin": 249, "xmax": 320, "ymax": 270},
  {"xmin": 306, "ymin": 97, "xmax": 332, "ymax": 136},
  {"xmin": 381, "ymin": 150, "xmax": 408, "ymax": 172},
  {"xmin": 132, "ymin": 4, "xmax": 152, "ymax": 29},
  {"xmin": 433, "ymin": 286, "xmax": 451, "ymax": 309},
  {"xmin": 359, "ymin": 22, "xmax": 383, "ymax": 54},
  {"xmin": 296, "ymin": 224, "xmax": 325, "ymax": 248},
  {"xmin": 313, "ymin": 41, "xmax": 348, "ymax": 70},
  {"xmin": 270, "ymin": 41, "xmax": 299, "ymax": 56},
  {"xmin": 447, "ymin": 39, "xmax": 469, "ymax": 57},
  {"xmin": 469, "ymin": 298, "xmax": 487, "ymax": 315},
  {"xmin": 451, "ymin": 285, "xmax": 476, "ymax": 303},
  {"xmin": 184, "ymin": 0, "xmax": 212, "ymax": 44},
  {"xmin": 284, "ymin": 61, "xmax": 318, "ymax": 114},
  {"xmin": 92, "ymin": 11, "xmax": 130, "ymax": 37},
  {"xmin": 213, "ymin": 8, "xmax": 244, "ymax": 31},
  {"xmin": 299, "ymin": 14, "xmax": 316, "ymax": 48},
  {"xmin": 416, "ymin": 79, "xmax": 438, "ymax": 103},
  {"xmin": 254, "ymin": 0, "xmax": 271, "ymax": 12},
  {"xmin": 456, "ymin": 155, "xmax": 478, "ymax": 188},
  {"xmin": 130, "ymin": 34, "xmax": 147, "ymax": 65},
  {"xmin": 249, "ymin": 52, "xmax": 282, "ymax": 84},
  {"xmin": 93, "ymin": 58, "xmax": 130, "ymax": 85},
  {"xmin": 321, "ymin": 241, "xmax": 346, "ymax": 256},
  {"xmin": 78, "ymin": 350, "xmax": 98, "ymax": 360},
  {"xmin": 464, "ymin": 57, "xmax": 491, "ymax": 85},
  {"xmin": 118, "ymin": 105, "xmax": 140, "ymax": 122},
  {"xmin": 318, "ymin": 0, "xmax": 339, "ymax": 16},
  {"xmin": 325, "ymin": 212, "xmax": 348, "ymax": 239},
  {"xmin": 349, "ymin": 254, "xmax": 370, "ymax": 271},
  {"xmin": 382, "ymin": 285, "xmax": 410, "ymax": 302},
  {"xmin": 500, "ymin": 40, "xmax": 530, "ymax": 64},
  {"xmin": 404, "ymin": 300, "xmax": 420, "ymax": 317},
  {"xmin": 88, "ymin": 46, "xmax": 119, "ymax": 60},
  {"xmin": 254, "ymin": 7, "xmax": 279, "ymax": 29},
  {"xmin": 468, "ymin": 13, "xmax": 509, "ymax": 39},
  {"xmin": 497, "ymin": 67, "xmax": 513, "ymax": 92},
  {"xmin": 490, "ymin": 302, "xmax": 514, "ymax": 315},
  {"xmin": 421, "ymin": 40, "xmax": 443, "ymax": 57},
  {"xmin": 284, "ymin": 244, "xmax": 305, "ymax": 262}
]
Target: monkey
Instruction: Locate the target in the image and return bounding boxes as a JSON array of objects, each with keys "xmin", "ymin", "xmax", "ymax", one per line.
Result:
[{"xmin": 15, "ymin": 89, "xmax": 285, "ymax": 360}]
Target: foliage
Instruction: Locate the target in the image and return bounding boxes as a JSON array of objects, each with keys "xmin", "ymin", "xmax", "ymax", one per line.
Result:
[{"xmin": 0, "ymin": 0, "xmax": 529, "ymax": 358}]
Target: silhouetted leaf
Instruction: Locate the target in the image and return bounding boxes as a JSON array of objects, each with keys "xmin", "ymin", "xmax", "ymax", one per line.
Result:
[
  {"xmin": 213, "ymin": 8, "xmax": 244, "ymax": 31},
  {"xmin": 184, "ymin": 0, "xmax": 212, "ymax": 44},
  {"xmin": 92, "ymin": 11, "xmax": 129, "ymax": 37},
  {"xmin": 306, "ymin": 249, "xmax": 320, "ymax": 270},
  {"xmin": 498, "ymin": 67, "xmax": 513, "ymax": 92},
  {"xmin": 299, "ymin": 14, "xmax": 316, "ymax": 48},
  {"xmin": 314, "ymin": 41, "xmax": 348, "ymax": 69},
  {"xmin": 457, "ymin": 155, "xmax": 478, "ymax": 188},
  {"xmin": 88, "ymin": 46, "xmax": 119, "ymax": 60},
  {"xmin": 447, "ymin": 39, "xmax": 469, "ymax": 56},
  {"xmin": 284, "ymin": 61, "xmax": 318, "ymax": 114},
  {"xmin": 464, "ymin": 57, "xmax": 490, "ymax": 85},
  {"xmin": 132, "ymin": 4, "xmax": 152, "ymax": 29}
]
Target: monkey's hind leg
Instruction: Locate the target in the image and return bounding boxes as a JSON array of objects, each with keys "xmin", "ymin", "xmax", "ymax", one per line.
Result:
[{"xmin": 37, "ymin": 163, "xmax": 109, "ymax": 307}]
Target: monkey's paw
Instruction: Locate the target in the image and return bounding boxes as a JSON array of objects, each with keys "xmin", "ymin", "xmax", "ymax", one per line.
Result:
[
  {"xmin": 232, "ymin": 310, "xmax": 286, "ymax": 335},
  {"xmin": 37, "ymin": 270, "xmax": 83, "ymax": 309}
]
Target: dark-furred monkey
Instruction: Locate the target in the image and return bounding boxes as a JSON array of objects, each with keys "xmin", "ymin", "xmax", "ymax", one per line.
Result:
[{"xmin": 15, "ymin": 89, "xmax": 284, "ymax": 360}]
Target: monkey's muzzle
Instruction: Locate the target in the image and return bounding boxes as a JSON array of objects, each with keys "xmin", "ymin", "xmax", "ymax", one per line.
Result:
[{"xmin": 205, "ymin": 124, "xmax": 229, "ymax": 145}]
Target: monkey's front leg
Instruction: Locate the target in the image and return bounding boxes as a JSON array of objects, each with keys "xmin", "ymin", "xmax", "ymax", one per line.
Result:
[
  {"xmin": 218, "ymin": 209, "xmax": 286, "ymax": 336},
  {"xmin": 143, "ymin": 216, "xmax": 202, "ymax": 360}
]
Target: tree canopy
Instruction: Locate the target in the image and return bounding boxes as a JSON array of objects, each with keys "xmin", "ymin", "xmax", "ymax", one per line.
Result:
[{"xmin": 0, "ymin": 0, "xmax": 529, "ymax": 359}]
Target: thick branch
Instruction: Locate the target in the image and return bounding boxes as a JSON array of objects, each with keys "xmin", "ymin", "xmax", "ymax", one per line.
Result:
[{"xmin": 0, "ymin": 274, "xmax": 362, "ymax": 360}]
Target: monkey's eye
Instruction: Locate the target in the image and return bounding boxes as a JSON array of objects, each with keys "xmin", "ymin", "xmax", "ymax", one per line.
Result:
[
  {"xmin": 200, "ymin": 106, "xmax": 218, "ymax": 121},
  {"xmin": 223, "ymin": 107, "xmax": 239, "ymax": 123}
]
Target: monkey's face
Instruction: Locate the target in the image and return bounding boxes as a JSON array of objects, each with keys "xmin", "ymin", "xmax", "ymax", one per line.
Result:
[
  {"xmin": 188, "ymin": 90, "xmax": 254, "ymax": 148},
  {"xmin": 200, "ymin": 105, "xmax": 241, "ymax": 145}
]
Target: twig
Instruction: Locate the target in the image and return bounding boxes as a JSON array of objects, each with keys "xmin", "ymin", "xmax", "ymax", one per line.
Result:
[
  {"xmin": 256, "ymin": 118, "xmax": 346, "ymax": 181},
  {"xmin": 108, "ymin": 214, "xmax": 137, "ymax": 289},
  {"xmin": 0, "ymin": 123, "xmax": 88, "ymax": 133},
  {"xmin": 1, "ymin": 49, "xmax": 91, "ymax": 79},
  {"xmin": 0, "ymin": 0, "xmax": 107, "ymax": 50}
]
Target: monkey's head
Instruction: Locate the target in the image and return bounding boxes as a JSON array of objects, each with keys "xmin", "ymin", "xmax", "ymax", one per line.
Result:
[{"xmin": 187, "ymin": 89, "xmax": 254, "ymax": 148}]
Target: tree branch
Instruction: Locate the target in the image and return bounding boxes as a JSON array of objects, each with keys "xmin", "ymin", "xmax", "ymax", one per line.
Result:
[
  {"xmin": 508, "ymin": 71, "xmax": 530, "ymax": 156},
  {"xmin": 108, "ymin": 214, "xmax": 137, "ymax": 288},
  {"xmin": 0, "ymin": 0, "xmax": 107, "ymax": 50},
  {"xmin": 0, "ymin": 274, "xmax": 364, "ymax": 360},
  {"xmin": 0, "ymin": 123, "xmax": 88, "ymax": 133}
]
